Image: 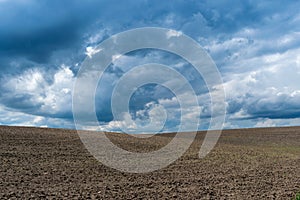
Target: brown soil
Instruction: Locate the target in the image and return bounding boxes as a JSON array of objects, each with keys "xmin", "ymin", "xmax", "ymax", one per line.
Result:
[{"xmin": 0, "ymin": 125, "xmax": 299, "ymax": 199}]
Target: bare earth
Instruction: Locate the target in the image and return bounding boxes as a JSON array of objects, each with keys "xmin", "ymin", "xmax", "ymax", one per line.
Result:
[{"xmin": 0, "ymin": 125, "xmax": 299, "ymax": 199}]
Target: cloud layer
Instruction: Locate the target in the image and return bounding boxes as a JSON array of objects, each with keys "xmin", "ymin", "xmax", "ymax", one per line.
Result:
[{"xmin": 1, "ymin": 0, "xmax": 300, "ymax": 131}]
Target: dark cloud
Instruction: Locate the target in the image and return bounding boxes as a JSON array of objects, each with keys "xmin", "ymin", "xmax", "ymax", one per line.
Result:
[
  {"xmin": 0, "ymin": 0, "xmax": 100, "ymax": 65},
  {"xmin": 246, "ymin": 96, "xmax": 300, "ymax": 119}
]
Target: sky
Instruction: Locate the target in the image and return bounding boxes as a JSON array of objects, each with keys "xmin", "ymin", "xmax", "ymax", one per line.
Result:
[{"xmin": 0, "ymin": 0, "xmax": 300, "ymax": 132}]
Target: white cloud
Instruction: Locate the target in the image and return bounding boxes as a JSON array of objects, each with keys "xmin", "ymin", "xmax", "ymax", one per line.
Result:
[
  {"xmin": 41, "ymin": 66, "xmax": 74, "ymax": 114},
  {"xmin": 222, "ymin": 47, "xmax": 300, "ymax": 121},
  {"xmin": 85, "ymin": 46, "xmax": 102, "ymax": 58},
  {"xmin": 166, "ymin": 30, "xmax": 182, "ymax": 39},
  {"xmin": 33, "ymin": 116, "xmax": 44, "ymax": 124},
  {"xmin": 0, "ymin": 105, "xmax": 47, "ymax": 127},
  {"xmin": 255, "ymin": 118, "xmax": 276, "ymax": 128},
  {"xmin": 2, "ymin": 65, "xmax": 75, "ymax": 116},
  {"xmin": 111, "ymin": 54, "xmax": 123, "ymax": 63},
  {"xmin": 94, "ymin": 102, "xmax": 167, "ymax": 134}
]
